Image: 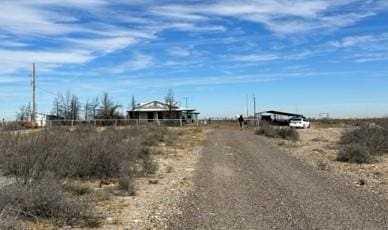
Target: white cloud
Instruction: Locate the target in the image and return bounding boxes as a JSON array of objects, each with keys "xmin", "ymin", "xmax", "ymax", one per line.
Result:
[
  {"xmin": 330, "ymin": 33, "xmax": 388, "ymax": 48},
  {"xmin": 161, "ymin": 22, "xmax": 226, "ymax": 32},
  {"xmin": 149, "ymin": 0, "xmax": 380, "ymax": 34},
  {"xmin": 168, "ymin": 47, "xmax": 191, "ymax": 57},
  {"xmin": 67, "ymin": 36, "xmax": 138, "ymax": 55},
  {"xmin": 230, "ymin": 53, "xmax": 280, "ymax": 62},
  {"xmin": 112, "ymin": 53, "xmax": 153, "ymax": 73},
  {"xmin": 150, "ymin": 5, "xmax": 208, "ymax": 21},
  {"xmin": 0, "ymin": 49, "xmax": 93, "ymax": 74}
]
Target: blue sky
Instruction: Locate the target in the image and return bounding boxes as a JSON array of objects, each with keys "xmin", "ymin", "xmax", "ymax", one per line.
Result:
[{"xmin": 1, "ymin": 0, "xmax": 388, "ymax": 119}]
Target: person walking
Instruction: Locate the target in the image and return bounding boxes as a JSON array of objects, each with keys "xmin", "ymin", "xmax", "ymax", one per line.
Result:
[{"xmin": 238, "ymin": 115, "xmax": 244, "ymax": 130}]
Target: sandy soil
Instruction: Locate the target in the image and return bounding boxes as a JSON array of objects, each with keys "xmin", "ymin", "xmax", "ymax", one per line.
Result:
[
  {"xmin": 274, "ymin": 126, "xmax": 388, "ymax": 197},
  {"xmin": 91, "ymin": 127, "xmax": 207, "ymax": 230}
]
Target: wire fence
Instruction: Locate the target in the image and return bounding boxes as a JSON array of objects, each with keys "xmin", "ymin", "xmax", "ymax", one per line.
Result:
[{"xmin": 0, "ymin": 118, "xmax": 260, "ymax": 131}]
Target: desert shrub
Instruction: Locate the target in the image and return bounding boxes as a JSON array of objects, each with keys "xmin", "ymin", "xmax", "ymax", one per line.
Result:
[
  {"xmin": 0, "ymin": 126, "xmax": 162, "ymax": 180},
  {"xmin": 0, "ymin": 214, "xmax": 27, "ymax": 230},
  {"xmin": 336, "ymin": 143, "xmax": 372, "ymax": 164},
  {"xmin": 0, "ymin": 177, "xmax": 88, "ymax": 225},
  {"xmin": 0, "ymin": 125, "xmax": 169, "ymax": 227},
  {"xmin": 64, "ymin": 182, "xmax": 93, "ymax": 196},
  {"xmin": 118, "ymin": 176, "xmax": 136, "ymax": 196},
  {"xmin": 337, "ymin": 124, "xmax": 388, "ymax": 163},
  {"xmin": 255, "ymin": 122, "xmax": 277, "ymax": 138},
  {"xmin": 142, "ymin": 125, "xmax": 168, "ymax": 146},
  {"xmin": 0, "ymin": 122, "xmax": 25, "ymax": 131},
  {"xmin": 276, "ymin": 128, "xmax": 299, "ymax": 141},
  {"xmin": 138, "ymin": 148, "xmax": 158, "ymax": 175},
  {"xmin": 255, "ymin": 122, "xmax": 299, "ymax": 141}
]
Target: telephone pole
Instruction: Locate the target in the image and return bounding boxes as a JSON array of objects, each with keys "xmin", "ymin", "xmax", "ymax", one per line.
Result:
[
  {"xmin": 183, "ymin": 97, "xmax": 189, "ymax": 108},
  {"xmin": 246, "ymin": 94, "xmax": 249, "ymax": 117},
  {"xmin": 253, "ymin": 94, "xmax": 256, "ymax": 118},
  {"xmin": 31, "ymin": 63, "xmax": 36, "ymax": 122}
]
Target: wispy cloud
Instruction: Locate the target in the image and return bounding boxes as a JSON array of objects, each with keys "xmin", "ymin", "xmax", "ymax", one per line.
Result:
[
  {"xmin": 168, "ymin": 47, "xmax": 192, "ymax": 57},
  {"xmin": 111, "ymin": 53, "xmax": 154, "ymax": 73},
  {"xmin": 149, "ymin": 0, "xmax": 388, "ymax": 34},
  {"xmin": 0, "ymin": 49, "xmax": 93, "ymax": 75},
  {"xmin": 330, "ymin": 33, "xmax": 388, "ymax": 48},
  {"xmin": 329, "ymin": 32, "xmax": 388, "ymax": 62},
  {"xmin": 229, "ymin": 53, "xmax": 280, "ymax": 62}
]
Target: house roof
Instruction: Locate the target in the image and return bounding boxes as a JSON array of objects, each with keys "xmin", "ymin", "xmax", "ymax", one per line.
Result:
[{"xmin": 128, "ymin": 100, "xmax": 197, "ymax": 112}]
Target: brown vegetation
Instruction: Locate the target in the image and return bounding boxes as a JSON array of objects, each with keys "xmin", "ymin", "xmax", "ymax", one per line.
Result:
[
  {"xmin": 0, "ymin": 125, "xmax": 171, "ymax": 228},
  {"xmin": 255, "ymin": 122, "xmax": 299, "ymax": 141},
  {"xmin": 336, "ymin": 123, "xmax": 388, "ymax": 164}
]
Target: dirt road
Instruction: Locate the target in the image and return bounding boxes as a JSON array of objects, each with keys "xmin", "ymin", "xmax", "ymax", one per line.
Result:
[{"xmin": 168, "ymin": 130, "xmax": 388, "ymax": 230}]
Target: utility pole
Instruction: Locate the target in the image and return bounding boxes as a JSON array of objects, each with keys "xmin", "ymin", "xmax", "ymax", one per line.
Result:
[
  {"xmin": 246, "ymin": 94, "xmax": 249, "ymax": 117},
  {"xmin": 253, "ymin": 94, "xmax": 256, "ymax": 118},
  {"xmin": 183, "ymin": 97, "xmax": 189, "ymax": 108},
  {"xmin": 31, "ymin": 63, "xmax": 36, "ymax": 122}
]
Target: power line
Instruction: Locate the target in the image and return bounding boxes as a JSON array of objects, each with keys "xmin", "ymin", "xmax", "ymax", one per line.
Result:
[{"xmin": 37, "ymin": 86, "xmax": 57, "ymax": 97}]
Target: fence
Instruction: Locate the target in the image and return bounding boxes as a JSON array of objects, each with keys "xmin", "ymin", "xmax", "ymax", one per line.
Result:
[
  {"xmin": 0, "ymin": 118, "xmax": 260, "ymax": 131},
  {"xmin": 48, "ymin": 119, "xmax": 186, "ymax": 128},
  {"xmin": 198, "ymin": 118, "xmax": 260, "ymax": 128}
]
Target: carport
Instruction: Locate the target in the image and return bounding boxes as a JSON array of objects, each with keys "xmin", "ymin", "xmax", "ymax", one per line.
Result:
[{"xmin": 256, "ymin": 110, "xmax": 306, "ymax": 125}]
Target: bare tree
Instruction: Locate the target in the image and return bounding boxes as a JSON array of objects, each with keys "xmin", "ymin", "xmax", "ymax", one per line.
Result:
[
  {"xmin": 52, "ymin": 92, "xmax": 81, "ymax": 120},
  {"xmin": 69, "ymin": 95, "xmax": 81, "ymax": 120},
  {"xmin": 96, "ymin": 92, "xmax": 122, "ymax": 119},
  {"xmin": 52, "ymin": 94, "xmax": 60, "ymax": 118},
  {"xmin": 84, "ymin": 97, "xmax": 99, "ymax": 120},
  {"xmin": 165, "ymin": 88, "xmax": 175, "ymax": 118},
  {"xmin": 16, "ymin": 103, "xmax": 31, "ymax": 121},
  {"xmin": 84, "ymin": 99, "xmax": 89, "ymax": 120}
]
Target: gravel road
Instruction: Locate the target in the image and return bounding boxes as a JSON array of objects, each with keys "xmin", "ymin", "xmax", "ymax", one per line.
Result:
[{"xmin": 168, "ymin": 129, "xmax": 388, "ymax": 230}]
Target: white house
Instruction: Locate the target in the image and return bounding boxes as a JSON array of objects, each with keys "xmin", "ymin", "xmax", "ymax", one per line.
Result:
[{"xmin": 127, "ymin": 100, "xmax": 199, "ymax": 122}]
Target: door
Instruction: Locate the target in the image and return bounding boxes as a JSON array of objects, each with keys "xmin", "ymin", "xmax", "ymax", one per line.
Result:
[{"xmin": 147, "ymin": 112, "xmax": 154, "ymax": 122}]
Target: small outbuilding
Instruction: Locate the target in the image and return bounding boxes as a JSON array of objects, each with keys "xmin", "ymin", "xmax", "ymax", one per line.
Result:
[{"xmin": 256, "ymin": 110, "xmax": 306, "ymax": 125}]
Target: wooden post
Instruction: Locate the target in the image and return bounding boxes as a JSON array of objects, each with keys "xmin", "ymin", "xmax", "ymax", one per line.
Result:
[{"xmin": 180, "ymin": 119, "xmax": 183, "ymax": 127}]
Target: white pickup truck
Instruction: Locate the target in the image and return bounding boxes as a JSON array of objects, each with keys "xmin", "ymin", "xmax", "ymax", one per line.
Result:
[{"xmin": 289, "ymin": 117, "xmax": 311, "ymax": 129}]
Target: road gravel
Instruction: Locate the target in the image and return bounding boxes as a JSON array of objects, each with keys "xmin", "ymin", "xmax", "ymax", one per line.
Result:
[{"xmin": 168, "ymin": 129, "xmax": 388, "ymax": 230}]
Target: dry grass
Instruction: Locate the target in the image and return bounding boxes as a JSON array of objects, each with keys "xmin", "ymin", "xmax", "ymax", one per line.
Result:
[
  {"xmin": 336, "ymin": 123, "xmax": 388, "ymax": 164},
  {"xmin": 92, "ymin": 126, "xmax": 206, "ymax": 229},
  {"xmin": 0, "ymin": 125, "xmax": 172, "ymax": 228},
  {"xmin": 274, "ymin": 124, "xmax": 388, "ymax": 198},
  {"xmin": 255, "ymin": 122, "xmax": 299, "ymax": 141}
]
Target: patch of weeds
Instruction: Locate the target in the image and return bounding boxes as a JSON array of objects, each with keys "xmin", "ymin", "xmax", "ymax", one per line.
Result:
[
  {"xmin": 0, "ymin": 177, "xmax": 90, "ymax": 226},
  {"xmin": 336, "ymin": 144, "xmax": 373, "ymax": 164},
  {"xmin": 117, "ymin": 176, "xmax": 136, "ymax": 196},
  {"xmin": 65, "ymin": 183, "xmax": 93, "ymax": 196},
  {"xmin": 255, "ymin": 122, "xmax": 299, "ymax": 141},
  {"xmin": 138, "ymin": 148, "xmax": 159, "ymax": 175},
  {"xmin": 277, "ymin": 128, "xmax": 299, "ymax": 141},
  {"xmin": 81, "ymin": 216, "xmax": 102, "ymax": 228}
]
